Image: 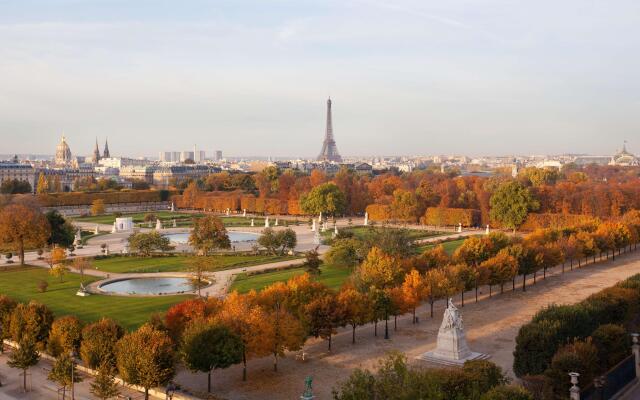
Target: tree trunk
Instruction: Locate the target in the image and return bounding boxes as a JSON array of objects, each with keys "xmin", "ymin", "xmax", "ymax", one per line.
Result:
[
  {"xmin": 273, "ymin": 354, "xmax": 278, "ymax": 372},
  {"xmin": 522, "ymin": 274, "xmax": 526, "ymax": 292},
  {"xmin": 19, "ymin": 239, "xmax": 25, "ymax": 266},
  {"xmin": 430, "ymin": 299, "xmax": 434, "ymax": 318},
  {"xmin": 533, "ymin": 271, "xmax": 537, "ymax": 284},
  {"xmin": 489, "ymin": 285, "xmax": 492, "ymax": 297},
  {"xmin": 475, "ymin": 284, "xmax": 478, "ymax": 303},
  {"xmin": 328, "ymin": 335, "xmax": 332, "ymax": 351},
  {"xmin": 543, "ymin": 267, "xmax": 546, "ymax": 279},
  {"xmin": 144, "ymin": 388, "xmax": 149, "ymax": 400},
  {"xmin": 242, "ymin": 351, "xmax": 247, "ymax": 381},
  {"xmin": 208, "ymin": 370, "xmax": 212, "ymax": 392},
  {"xmin": 412, "ymin": 308, "xmax": 416, "ymax": 324},
  {"xmin": 394, "ymin": 315, "xmax": 397, "ymax": 331},
  {"xmin": 22, "ymin": 368, "xmax": 27, "ymax": 392},
  {"xmin": 384, "ymin": 315, "xmax": 389, "ymax": 340},
  {"xmin": 62, "ymin": 386, "xmax": 66, "ymax": 400},
  {"xmin": 512, "ymin": 277, "xmax": 516, "ymax": 291},
  {"xmin": 352, "ymin": 325, "xmax": 356, "ymax": 344},
  {"xmin": 500, "ymin": 283, "xmax": 504, "ymax": 294},
  {"xmin": 374, "ymin": 321, "xmax": 377, "ymax": 336},
  {"xmin": 461, "ymin": 290, "xmax": 464, "ymax": 307}
]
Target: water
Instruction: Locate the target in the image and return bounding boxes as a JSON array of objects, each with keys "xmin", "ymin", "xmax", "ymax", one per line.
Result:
[
  {"xmin": 99, "ymin": 277, "xmax": 198, "ymax": 295},
  {"xmin": 163, "ymin": 231, "xmax": 258, "ymax": 244}
]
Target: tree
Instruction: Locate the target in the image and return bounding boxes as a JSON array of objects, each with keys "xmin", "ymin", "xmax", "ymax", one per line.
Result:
[
  {"xmin": 45, "ymin": 210, "xmax": 75, "ymax": 248},
  {"xmin": 481, "ymin": 252, "xmax": 518, "ymax": 295},
  {"xmin": 189, "ymin": 216, "xmax": 231, "ymax": 255},
  {"xmin": 0, "ymin": 179, "xmax": 32, "ymax": 194},
  {"xmin": 300, "ymin": 182, "xmax": 347, "ymax": 216},
  {"xmin": 46, "ymin": 246, "xmax": 67, "ymax": 269},
  {"xmin": 0, "ymin": 203, "xmax": 50, "ymax": 264},
  {"xmin": 47, "ymin": 316, "xmax": 82, "ymax": 357},
  {"xmin": 9, "ymin": 301, "xmax": 54, "ymax": 350},
  {"xmin": 217, "ymin": 291, "xmax": 270, "ymax": 381},
  {"xmin": 353, "ymin": 247, "xmax": 404, "ymax": 291},
  {"xmin": 8, "ymin": 338, "xmax": 40, "ymax": 392},
  {"xmin": 48, "ymin": 353, "xmax": 82, "ymax": 399},
  {"xmin": 364, "ymin": 228, "xmax": 416, "ymax": 258},
  {"xmin": 401, "ymin": 269, "xmax": 426, "ymax": 323},
  {"xmin": 423, "ymin": 268, "xmax": 451, "ymax": 318},
  {"xmin": 302, "ymin": 248, "xmax": 323, "ymax": 275},
  {"xmin": 116, "ymin": 324, "xmax": 175, "ymax": 400},
  {"xmin": 90, "ymin": 362, "xmax": 120, "ymax": 400},
  {"xmin": 304, "ymin": 294, "xmax": 342, "ymax": 350},
  {"xmin": 186, "ymin": 256, "xmax": 216, "ymax": 297},
  {"xmin": 50, "ymin": 262, "xmax": 70, "ymax": 282},
  {"xmin": 80, "ymin": 318, "xmax": 124, "ymax": 369},
  {"xmin": 480, "ymin": 386, "xmax": 533, "ymax": 400},
  {"xmin": 325, "ymin": 238, "xmax": 366, "ymax": 268},
  {"xmin": 180, "ymin": 321, "xmax": 243, "ymax": 392},
  {"xmin": 127, "ymin": 231, "xmax": 174, "ymax": 256},
  {"xmin": 390, "ymin": 189, "xmax": 419, "ymax": 222},
  {"xmin": 72, "ymin": 257, "xmax": 91, "ymax": 283},
  {"xmin": 36, "ymin": 173, "xmax": 49, "ymax": 194},
  {"xmin": 336, "ymin": 287, "xmax": 371, "ymax": 344},
  {"xmin": 276, "ymin": 228, "xmax": 297, "ymax": 255},
  {"xmin": 0, "ymin": 295, "xmax": 17, "ymax": 352},
  {"xmin": 489, "ymin": 181, "xmax": 539, "ymax": 231},
  {"xmin": 258, "ymin": 228, "xmax": 279, "ymax": 255},
  {"xmin": 91, "ymin": 199, "xmax": 106, "ymax": 216}
]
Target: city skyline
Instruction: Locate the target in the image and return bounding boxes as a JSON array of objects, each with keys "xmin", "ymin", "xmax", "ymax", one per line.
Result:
[{"xmin": 1, "ymin": 1, "xmax": 640, "ymax": 156}]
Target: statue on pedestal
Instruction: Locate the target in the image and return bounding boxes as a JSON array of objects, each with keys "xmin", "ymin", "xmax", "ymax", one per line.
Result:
[
  {"xmin": 311, "ymin": 219, "xmax": 316, "ymax": 232},
  {"xmin": 300, "ymin": 376, "xmax": 314, "ymax": 400},
  {"xmin": 155, "ymin": 219, "xmax": 162, "ymax": 230},
  {"xmin": 313, "ymin": 229, "xmax": 321, "ymax": 246},
  {"xmin": 251, "ymin": 218, "xmax": 255, "ymax": 227},
  {"xmin": 417, "ymin": 298, "xmax": 489, "ymax": 366},
  {"xmin": 364, "ymin": 212, "xmax": 369, "ymax": 226},
  {"xmin": 485, "ymin": 225, "xmax": 490, "ymax": 235},
  {"xmin": 265, "ymin": 217, "xmax": 270, "ymax": 228}
]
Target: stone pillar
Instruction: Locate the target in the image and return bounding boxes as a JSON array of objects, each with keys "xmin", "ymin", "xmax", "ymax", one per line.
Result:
[
  {"xmin": 569, "ymin": 372, "xmax": 580, "ymax": 400},
  {"xmin": 243, "ymin": 209, "xmax": 247, "ymax": 217},
  {"xmin": 632, "ymin": 333, "xmax": 640, "ymax": 377},
  {"xmin": 251, "ymin": 218, "xmax": 255, "ymax": 227}
]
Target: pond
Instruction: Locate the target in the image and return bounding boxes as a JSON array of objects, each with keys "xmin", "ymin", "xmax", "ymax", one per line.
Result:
[
  {"xmin": 163, "ymin": 231, "xmax": 259, "ymax": 244},
  {"xmin": 99, "ymin": 277, "xmax": 200, "ymax": 295}
]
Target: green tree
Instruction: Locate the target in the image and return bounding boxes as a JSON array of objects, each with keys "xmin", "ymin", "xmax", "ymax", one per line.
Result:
[
  {"xmin": 480, "ymin": 386, "xmax": 533, "ymax": 400},
  {"xmin": 90, "ymin": 362, "xmax": 120, "ymax": 400},
  {"xmin": 489, "ymin": 181, "xmax": 539, "ymax": 232},
  {"xmin": 8, "ymin": 338, "xmax": 40, "ymax": 392},
  {"xmin": 189, "ymin": 215, "xmax": 231, "ymax": 255},
  {"xmin": 127, "ymin": 231, "xmax": 174, "ymax": 257},
  {"xmin": 0, "ymin": 295, "xmax": 17, "ymax": 353},
  {"xmin": 180, "ymin": 321, "xmax": 243, "ymax": 393},
  {"xmin": 10, "ymin": 301, "xmax": 54, "ymax": 350},
  {"xmin": 325, "ymin": 238, "xmax": 366, "ymax": 268},
  {"xmin": 302, "ymin": 248, "xmax": 323, "ymax": 275},
  {"xmin": 186, "ymin": 256, "xmax": 216, "ymax": 297},
  {"xmin": 0, "ymin": 179, "xmax": 32, "ymax": 194},
  {"xmin": 45, "ymin": 210, "xmax": 75, "ymax": 247},
  {"xmin": 47, "ymin": 353, "xmax": 82, "ymax": 400},
  {"xmin": 116, "ymin": 324, "xmax": 175, "ymax": 400},
  {"xmin": 304, "ymin": 294, "xmax": 342, "ymax": 350},
  {"xmin": 300, "ymin": 183, "xmax": 347, "ymax": 216}
]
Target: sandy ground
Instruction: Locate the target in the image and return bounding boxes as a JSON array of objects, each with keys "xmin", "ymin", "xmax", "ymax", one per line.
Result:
[{"xmin": 172, "ymin": 248, "xmax": 640, "ymax": 400}]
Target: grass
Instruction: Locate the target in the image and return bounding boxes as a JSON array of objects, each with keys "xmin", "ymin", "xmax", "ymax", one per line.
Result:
[
  {"xmin": 72, "ymin": 212, "xmax": 300, "ymax": 227},
  {"xmin": 0, "ymin": 266, "xmax": 189, "ymax": 331},
  {"xmin": 91, "ymin": 254, "xmax": 301, "ymax": 273},
  {"xmin": 324, "ymin": 225, "xmax": 445, "ymax": 241},
  {"xmin": 416, "ymin": 238, "xmax": 467, "ymax": 255},
  {"xmin": 229, "ymin": 263, "xmax": 352, "ymax": 293}
]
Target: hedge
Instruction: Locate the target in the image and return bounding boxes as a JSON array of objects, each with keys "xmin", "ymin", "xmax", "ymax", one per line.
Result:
[
  {"xmin": 520, "ymin": 213, "xmax": 601, "ymax": 231},
  {"xmin": 35, "ymin": 190, "xmax": 173, "ymax": 207},
  {"xmin": 421, "ymin": 207, "xmax": 480, "ymax": 227},
  {"xmin": 513, "ymin": 274, "xmax": 640, "ymax": 377}
]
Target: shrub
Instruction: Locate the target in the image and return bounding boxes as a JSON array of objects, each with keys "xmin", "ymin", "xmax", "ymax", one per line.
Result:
[
  {"xmin": 544, "ymin": 339, "xmax": 598, "ymax": 398},
  {"xmin": 513, "ymin": 319, "xmax": 563, "ymax": 377},
  {"xmin": 37, "ymin": 280, "xmax": 48, "ymax": 293},
  {"xmin": 480, "ymin": 386, "xmax": 533, "ymax": 400},
  {"xmin": 462, "ymin": 360, "xmax": 509, "ymax": 394},
  {"xmin": 591, "ymin": 324, "xmax": 630, "ymax": 369}
]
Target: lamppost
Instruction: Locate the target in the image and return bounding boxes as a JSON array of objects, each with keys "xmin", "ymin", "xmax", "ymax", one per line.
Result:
[{"xmin": 69, "ymin": 350, "xmax": 75, "ymax": 400}]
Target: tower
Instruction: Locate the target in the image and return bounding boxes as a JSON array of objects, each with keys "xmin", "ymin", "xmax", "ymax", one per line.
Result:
[
  {"xmin": 55, "ymin": 135, "xmax": 73, "ymax": 166},
  {"xmin": 317, "ymin": 98, "xmax": 342, "ymax": 162},
  {"xmin": 92, "ymin": 138, "xmax": 101, "ymax": 164},
  {"xmin": 103, "ymin": 138, "xmax": 110, "ymax": 158}
]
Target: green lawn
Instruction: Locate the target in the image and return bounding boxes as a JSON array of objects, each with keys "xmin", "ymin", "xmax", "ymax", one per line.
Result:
[
  {"xmin": 229, "ymin": 263, "xmax": 352, "ymax": 293},
  {"xmin": 73, "ymin": 211, "xmax": 195, "ymax": 225},
  {"xmin": 416, "ymin": 238, "xmax": 467, "ymax": 255},
  {"xmin": 92, "ymin": 254, "xmax": 301, "ymax": 273},
  {"xmin": 324, "ymin": 226, "xmax": 445, "ymax": 241},
  {"xmin": 0, "ymin": 267, "xmax": 189, "ymax": 331},
  {"xmin": 72, "ymin": 212, "xmax": 300, "ymax": 227}
]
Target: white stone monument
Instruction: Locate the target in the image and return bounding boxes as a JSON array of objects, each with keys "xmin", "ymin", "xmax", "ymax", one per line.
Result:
[
  {"xmin": 73, "ymin": 228, "xmax": 82, "ymax": 246},
  {"xmin": 251, "ymin": 218, "xmax": 255, "ymax": 227},
  {"xmin": 313, "ymin": 229, "xmax": 321, "ymax": 245},
  {"xmin": 318, "ymin": 212, "xmax": 323, "ymax": 223},
  {"xmin": 485, "ymin": 224, "xmax": 490, "ymax": 235},
  {"xmin": 170, "ymin": 202, "xmax": 175, "ymax": 212},
  {"xmin": 114, "ymin": 217, "xmax": 134, "ymax": 232},
  {"xmin": 243, "ymin": 209, "xmax": 247, "ymax": 217},
  {"xmin": 226, "ymin": 208, "xmax": 231, "ymax": 216},
  {"xmin": 173, "ymin": 219, "xmax": 177, "ymax": 228},
  {"xmin": 364, "ymin": 212, "xmax": 369, "ymax": 226},
  {"xmin": 265, "ymin": 217, "xmax": 270, "ymax": 228},
  {"xmin": 275, "ymin": 218, "xmax": 279, "ymax": 226},
  {"xmin": 457, "ymin": 223, "xmax": 462, "ymax": 233},
  {"xmin": 111, "ymin": 222, "xmax": 117, "ymax": 233},
  {"xmin": 321, "ymin": 221, "xmax": 327, "ymax": 232},
  {"xmin": 311, "ymin": 219, "xmax": 316, "ymax": 232},
  {"xmin": 94, "ymin": 225, "xmax": 100, "ymax": 234},
  {"xmin": 155, "ymin": 219, "xmax": 162, "ymax": 230},
  {"xmin": 418, "ymin": 299, "xmax": 489, "ymax": 366}
]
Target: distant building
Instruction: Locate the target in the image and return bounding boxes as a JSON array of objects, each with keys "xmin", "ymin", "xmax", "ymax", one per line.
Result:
[
  {"xmin": 55, "ymin": 136, "xmax": 73, "ymax": 166},
  {"xmin": 180, "ymin": 151, "xmax": 195, "ymax": 163},
  {"xmin": 98, "ymin": 157, "xmax": 147, "ymax": 169},
  {"xmin": 194, "ymin": 150, "xmax": 206, "ymax": 163},
  {"xmin": 0, "ymin": 162, "xmax": 36, "ymax": 190},
  {"xmin": 214, "ymin": 150, "xmax": 223, "ymax": 161},
  {"xmin": 103, "ymin": 138, "xmax": 110, "ymax": 158},
  {"xmin": 354, "ymin": 162, "xmax": 373, "ymax": 175},
  {"xmin": 120, "ymin": 165, "xmax": 157, "ymax": 183},
  {"xmin": 91, "ymin": 139, "xmax": 101, "ymax": 164},
  {"xmin": 610, "ymin": 142, "xmax": 638, "ymax": 166},
  {"xmin": 152, "ymin": 165, "xmax": 214, "ymax": 188}
]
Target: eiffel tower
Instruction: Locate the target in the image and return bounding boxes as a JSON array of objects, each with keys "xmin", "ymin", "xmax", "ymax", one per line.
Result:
[{"xmin": 317, "ymin": 98, "xmax": 342, "ymax": 162}]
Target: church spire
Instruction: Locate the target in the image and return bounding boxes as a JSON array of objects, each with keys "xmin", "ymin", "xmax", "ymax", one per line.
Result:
[
  {"xmin": 92, "ymin": 138, "xmax": 101, "ymax": 164},
  {"xmin": 103, "ymin": 138, "xmax": 110, "ymax": 158}
]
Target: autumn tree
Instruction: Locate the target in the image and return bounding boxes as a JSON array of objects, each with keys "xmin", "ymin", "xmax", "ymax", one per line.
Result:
[
  {"xmin": 0, "ymin": 295, "xmax": 17, "ymax": 352},
  {"xmin": 423, "ymin": 268, "xmax": 451, "ymax": 318},
  {"xmin": 189, "ymin": 215, "xmax": 231, "ymax": 255},
  {"xmin": 0, "ymin": 203, "xmax": 50, "ymax": 264},
  {"xmin": 116, "ymin": 324, "xmax": 175, "ymax": 400},
  {"xmin": 80, "ymin": 318, "xmax": 124, "ymax": 369},
  {"xmin": 258, "ymin": 227, "xmax": 297, "ymax": 255},
  {"xmin": 164, "ymin": 299, "xmax": 208, "ymax": 342},
  {"xmin": 390, "ymin": 189, "xmax": 419, "ymax": 222},
  {"xmin": 91, "ymin": 199, "xmax": 106, "ymax": 216},
  {"xmin": 300, "ymin": 182, "xmax": 346, "ymax": 216},
  {"xmin": 257, "ymin": 283, "xmax": 306, "ymax": 372},
  {"xmin": 10, "ymin": 301, "xmax": 54, "ymax": 350},
  {"xmin": 8, "ymin": 337, "xmax": 39, "ymax": 392},
  {"xmin": 72, "ymin": 257, "xmax": 91, "ymax": 283},
  {"xmin": 186, "ymin": 256, "xmax": 216, "ymax": 297},
  {"xmin": 401, "ymin": 269, "xmax": 426, "ymax": 323},
  {"xmin": 489, "ymin": 180, "xmax": 539, "ymax": 232},
  {"xmin": 481, "ymin": 252, "xmax": 518, "ymax": 295},
  {"xmin": 36, "ymin": 173, "xmax": 49, "ymax": 194},
  {"xmin": 304, "ymin": 294, "xmax": 342, "ymax": 350},
  {"xmin": 217, "ymin": 291, "xmax": 270, "ymax": 381},
  {"xmin": 353, "ymin": 247, "xmax": 404, "ymax": 291},
  {"xmin": 336, "ymin": 286, "xmax": 371, "ymax": 344},
  {"xmin": 180, "ymin": 320, "xmax": 243, "ymax": 393},
  {"xmin": 47, "ymin": 316, "xmax": 83, "ymax": 357}
]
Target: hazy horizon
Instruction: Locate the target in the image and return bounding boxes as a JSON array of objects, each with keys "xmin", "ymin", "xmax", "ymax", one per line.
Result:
[{"xmin": 1, "ymin": 1, "xmax": 639, "ymax": 157}]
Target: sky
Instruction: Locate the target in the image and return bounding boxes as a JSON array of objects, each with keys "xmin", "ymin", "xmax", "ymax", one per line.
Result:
[{"xmin": 1, "ymin": 0, "xmax": 639, "ymax": 158}]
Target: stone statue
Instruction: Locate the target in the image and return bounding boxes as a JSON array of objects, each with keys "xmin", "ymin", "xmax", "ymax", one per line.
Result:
[
  {"xmin": 318, "ymin": 212, "xmax": 322, "ymax": 223},
  {"xmin": 243, "ymin": 209, "xmax": 247, "ymax": 217},
  {"xmin": 156, "ymin": 219, "xmax": 162, "ymax": 230},
  {"xmin": 418, "ymin": 298, "xmax": 488, "ymax": 366},
  {"xmin": 275, "ymin": 218, "xmax": 279, "ymax": 226},
  {"xmin": 170, "ymin": 202, "xmax": 175, "ymax": 212},
  {"xmin": 251, "ymin": 218, "xmax": 255, "ymax": 227},
  {"xmin": 364, "ymin": 212, "xmax": 369, "ymax": 226},
  {"xmin": 313, "ymin": 229, "xmax": 321, "ymax": 245},
  {"xmin": 311, "ymin": 219, "xmax": 316, "ymax": 232},
  {"xmin": 94, "ymin": 225, "xmax": 99, "ymax": 234},
  {"xmin": 265, "ymin": 217, "xmax": 270, "ymax": 228},
  {"xmin": 485, "ymin": 224, "xmax": 490, "ymax": 235}
]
